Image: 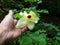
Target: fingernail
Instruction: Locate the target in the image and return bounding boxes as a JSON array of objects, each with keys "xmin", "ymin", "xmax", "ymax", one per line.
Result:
[{"xmin": 8, "ymin": 10, "xmax": 13, "ymax": 16}]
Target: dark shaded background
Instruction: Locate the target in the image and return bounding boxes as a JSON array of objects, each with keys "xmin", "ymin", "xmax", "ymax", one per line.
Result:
[{"xmin": 0, "ymin": 0, "xmax": 60, "ymax": 26}]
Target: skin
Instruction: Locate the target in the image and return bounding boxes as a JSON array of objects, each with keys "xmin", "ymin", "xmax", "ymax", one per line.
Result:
[{"xmin": 0, "ymin": 10, "xmax": 27, "ymax": 45}]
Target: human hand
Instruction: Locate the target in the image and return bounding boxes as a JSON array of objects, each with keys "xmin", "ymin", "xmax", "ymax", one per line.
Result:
[{"xmin": 0, "ymin": 10, "xmax": 27, "ymax": 45}]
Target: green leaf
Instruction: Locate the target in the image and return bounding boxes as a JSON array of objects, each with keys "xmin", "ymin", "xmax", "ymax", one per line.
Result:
[
  {"xmin": 14, "ymin": 13, "xmax": 22, "ymax": 19},
  {"xmin": 24, "ymin": 0, "xmax": 37, "ymax": 2},
  {"xmin": 39, "ymin": 29, "xmax": 46, "ymax": 33},
  {"xmin": 38, "ymin": 10, "xmax": 49, "ymax": 14}
]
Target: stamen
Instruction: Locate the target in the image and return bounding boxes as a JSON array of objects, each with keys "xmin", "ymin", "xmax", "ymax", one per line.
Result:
[{"xmin": 27, "ymin": 15, "xmax": 31, "ymax": 18}]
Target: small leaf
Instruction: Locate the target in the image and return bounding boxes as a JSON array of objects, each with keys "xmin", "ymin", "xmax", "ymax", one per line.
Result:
[
  {"xmin": 38, "ymin": 10, "xmax": 49, "ymax": 14},
  {"xmin": 14, "ymin": 13, "xmax": 22, "ymax": 19}
]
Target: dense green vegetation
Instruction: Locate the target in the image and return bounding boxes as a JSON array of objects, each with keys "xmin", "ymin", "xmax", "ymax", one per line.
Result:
[{"xmin": 0, "ymin": 0, "xmax": 60, "ymax": 45}]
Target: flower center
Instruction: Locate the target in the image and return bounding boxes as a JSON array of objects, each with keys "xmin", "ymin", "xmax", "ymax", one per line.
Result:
[{"xmin": 27, "ymin": 15, "xmax": 31, "ymax": 18}]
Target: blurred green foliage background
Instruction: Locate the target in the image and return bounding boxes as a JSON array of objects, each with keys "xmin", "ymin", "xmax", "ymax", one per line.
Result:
[{"xmin": 0, "ymin": 0, "xmax": 60, "ymax": 45}]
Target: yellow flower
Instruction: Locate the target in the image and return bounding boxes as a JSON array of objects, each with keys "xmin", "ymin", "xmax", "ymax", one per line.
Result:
[{"xmin": 16, "ymin": 11, "xmax": 39, "ymax": 30}]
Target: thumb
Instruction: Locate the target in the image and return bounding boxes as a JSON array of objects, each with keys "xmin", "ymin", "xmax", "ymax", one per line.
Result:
[
  {"xmin": 2, "ymin": 10, "xmax": 13, "ymax": 20},
  {"xmin": 7, "ymin": 10, "xmax": 13, "ymax": 17},
  {"xmin": 1, "ymin": 10, "xmax": 14, "ymax": 25}
]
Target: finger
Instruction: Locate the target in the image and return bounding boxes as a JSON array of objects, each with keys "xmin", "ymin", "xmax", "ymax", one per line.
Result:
[
  {"xmin": 14, "ymin": 19, "xmax": 17, "ymax": 26},
  {"xmin": 20, "ymin": 26, "xmax": 27, "ymax": 33},
  {"xmin": 1, "ymin": 10, "xmax": 14, "ymax": 23},
  {"xmin": 5, "ymin": 10, "xmax": 13, "ymax": 19},
  {"xmin": 1, "ymin": 10, "xmax": 14, "ymax": 27},
  {"xmin": 12, "ymin": 26, "xmax": 27, "ymax": 38},
  {"xmin": 6, "ymin": 26, "xmax": 27, "ymax": 39},
  {"xmin": 4, "ymin": 10, "xmax": 13, "ymax": 19},
  {"xmin": 7, "ymin": 10, "xmax": 13, "ymax": 17}
]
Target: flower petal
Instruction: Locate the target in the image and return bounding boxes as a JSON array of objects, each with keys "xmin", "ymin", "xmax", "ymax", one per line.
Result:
[
  {"xmin": 29, "ymin": 11, "xmax": 36, "ymax": 16},
  {"xmin": 33, "ymin": 17, "xmax": 39, "ymax": 23},
  {"xmin": 27, "ymin": 22, "xmax": 35, "ymax": 30},
  {"xmin": 23, "ymin": 11, "xmax": 28, "ymax": 16},
  {"xmin": 19, "ymin": 12, "xmax": 23, "ymax": 16},
  {"xmin": 16, "ymin": 18, "xmax": 26, "ymax": 28}
]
